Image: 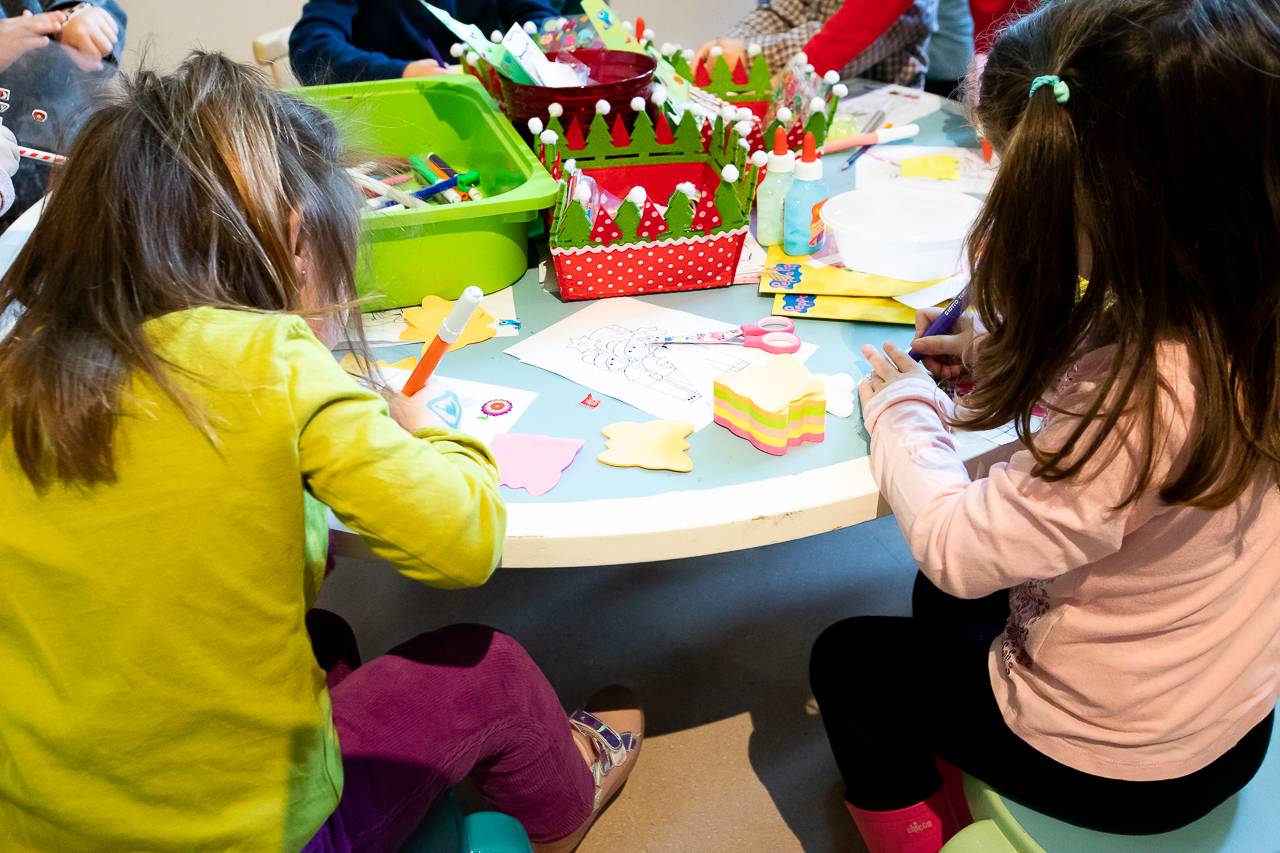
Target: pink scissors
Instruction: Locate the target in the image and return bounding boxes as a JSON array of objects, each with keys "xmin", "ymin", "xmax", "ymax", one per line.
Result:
[{"xmin": 645, "ymin": 317, "xmax": 802, "ymax": 355}]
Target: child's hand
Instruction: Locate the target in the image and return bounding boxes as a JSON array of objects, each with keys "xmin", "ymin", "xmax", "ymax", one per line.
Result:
[
  {"xmin": 858, "ymin": 342, "xmax": 932, "ymax": 410},
  {"xmin": 403, "ymin": 59, "xmax": 449, "ymax": 78},
  {"xmin": 695, "ymin": 38, "xmax": 747, "ymax": 69},
  {"xmin": 0, "ymin": 10, "xmax": 66, "ymax": 71},
  {"xmin": 0, "ymin": 121, "xmax": 19, "ymax": 178},
  {"xmin": 384, "ymin": 386, "xmax": 447, "ymax": 434},
  {"xmin": 910, "ymin": 307, "xmax": 982, "ymax": 382},
  {"xmin": 55, "ymin": 5, "xmax": 118, "ymax": 59}
]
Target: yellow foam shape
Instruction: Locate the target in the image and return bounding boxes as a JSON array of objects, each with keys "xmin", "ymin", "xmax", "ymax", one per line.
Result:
[
  {"xmin": 597, "ymin": 420, "xmax": 695, "ymax": 473},
  {"xmin": 714, "ymin": 355, "xmax": 827, "ymax": 414},
  {"xmin": 900, "ymin": 155, "xmax": 960, "ymax": 181},
  {"xmin": 400, "ymin": 295, "xmax": 496, "ymax": 350},
  {"xmin": 338, "ymin": 353, "xmax": 420, "ymax": 375}
]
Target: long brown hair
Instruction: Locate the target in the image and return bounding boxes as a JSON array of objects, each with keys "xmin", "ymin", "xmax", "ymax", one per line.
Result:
[
  {"xmin": 959, "ymin": 0, "xmax": 1280, "ymax": 508},
  {"xmin": 0, "ymin": 52, "xmax": 367, "ymax": 491}
]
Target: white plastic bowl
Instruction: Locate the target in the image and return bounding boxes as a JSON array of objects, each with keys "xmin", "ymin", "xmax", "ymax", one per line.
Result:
[{"xmin": 820, "ymin": 186, "xmax": 984, "ymax": 282}]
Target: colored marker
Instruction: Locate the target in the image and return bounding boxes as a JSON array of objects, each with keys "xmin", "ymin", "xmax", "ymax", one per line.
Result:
[
  {"xmin": 982, "ymin": 138, "xmax": 993, "ymax": 163},
  {"xmin": 415, "ymin": 153, "xmax": 467, "ymax": 203},
  {"xmin": 348, "ymin": 170, "xmax": 427, "ymax": 208},
  {"xmin": 840, "ymin": 108, "xmax": 885, "ymax": 172},
  {"xmin": 823, "ymin": 123, "xmax": 920, "ymax": 154},
  {"xmin": 18, "ymin": 145, "xmax": 65, "ymax": 165},
  {"xmin": 908, "ymin": 288, "xmax": 968, "ymax": 362},
  {"xmin": 401, "ymin": 286, "xmax": 484, "ymax": 397}
]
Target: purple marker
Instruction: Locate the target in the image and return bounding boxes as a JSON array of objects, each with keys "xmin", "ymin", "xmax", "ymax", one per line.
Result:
[{"xmin": 908, "ymin": 288, "xmax": 968, "ymax": 361}]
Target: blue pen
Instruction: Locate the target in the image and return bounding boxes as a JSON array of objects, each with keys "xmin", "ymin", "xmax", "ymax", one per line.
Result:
[{"xmin": 908, "ymin": 288, "xmax": 968, "ymax": 361}]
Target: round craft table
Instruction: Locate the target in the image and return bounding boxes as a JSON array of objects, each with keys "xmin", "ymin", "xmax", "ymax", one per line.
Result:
[{"xmin": 331, "ymin": 107, "xmax": 1020, "ymax": 568}]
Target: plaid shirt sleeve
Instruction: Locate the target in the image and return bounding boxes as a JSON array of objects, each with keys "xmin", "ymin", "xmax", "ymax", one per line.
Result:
[{"xmin": 724, "ymin": 0, "xmax": 826, "ymax": 73}]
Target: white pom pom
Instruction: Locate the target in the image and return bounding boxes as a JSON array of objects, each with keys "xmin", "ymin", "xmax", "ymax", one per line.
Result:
[
  {"xmin": 832, "ymin": 83, "xmax": 849, "ymax": 98},
  {"xmin": 595, "ymin": 99, "xmax": 611, "ymax": 115},
  {"xmin": 809, "ymin": 96, "xmax": 825, "ymax": 113},
  {"xmin": 575, "ymin": 183, "xmax": 592, "ymax": 203},
  {"xmin": 548, "ymin": 102, "xmax": 564, "ymax": 118},
  {"xmin": 449, "ymin": 42, "xmax": 465, "ymax": 58},
  {"xmin": 523, "ymin": 21, "xmax": 537, "ymax": 33},
  {"xmin": 736, "ymin": 107, "xmax": 754, "ymax": 122},
  {"xmin": 747, "ymin": 44, "xmax": 762, "ymax": 58},
  {"xmin": 734, "ymin": 120, "xmax": 753, "ymax": 137},
  {"xmin": 803, "ymin": 63, "xmax": 815, "ymax": 74},
  {"xmin": 528, "ymin": 117, "xmax": 544, "ymax": 134},
  {"xmin": 626, "ymin": 186, "xmax": 647, "ymax": 205},
  {"xmin": 660, "ymin": 41, "xmax": 675, "ymax": 55},
  {"xmin": 465, "ymin": 51, "xmax": 479, "ymax": 66},
  {"xmin": 682, "ymin": 48, "xmax": 695, "ymax": 63},
  {"xmin": 643, "ymin": 28, "xmax": 655, "ymax": 40},
  {"xmin": 630, "ymin": 96, "xmax": 646, "ymax": 112},
  {"xmin": 676, "ymin": 181, "xmax": 699, "ymax": 198},
  {"xmin": 710, "ymin": 45, "xmax": 723, "ymax": 57},
  {"xmin": 650, "ymin": 86, "xmax": 668, "ymax": 106},
  {"xmin": 750, "ymin": 150, "xmax": 769, "ymax": 167},
  {"xmin": 721, "ymin": 164, "xmax": 740, "ymax": 183},
  {"xmin": 490, "ymin": 30, "xmax": 502, "ymax": 43},
  {"xmin": 738, "ymin": 137, "xmax": 751, "ymax": 150},
  {"xmin": 721, "ymin": 105, "xmax": 737, "ymax": 121},
  {"xmin": 823, "ymin": 70, "xmax": 840, "ymax": 84},
  {"xmin": 777, "ymin": 106, "xmax": 793, "ymax": 123},
  {"xmin": 564, "ymin": 158, "xmax": 577, "ymax": 172},
  {"xmin": 622, "ymin": 20, "xmax": 633, "ymax": 31},
  {"xmin": 794, "ymin": 51, "xmax": 808, "ymax": 65},
  {"xmin": 540, "ymin": 129, "xmax": 558, "ymax": 145}
]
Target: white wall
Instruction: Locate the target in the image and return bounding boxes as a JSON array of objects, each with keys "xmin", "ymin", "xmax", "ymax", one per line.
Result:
[{"xmin": 119, "ymin": 0, "xmax": 754, "ymax": 72}]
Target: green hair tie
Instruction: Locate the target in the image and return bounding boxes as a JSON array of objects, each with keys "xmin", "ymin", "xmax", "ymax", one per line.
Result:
[{"xmin": 1029, "ymin": 75, "xmax": 1070, "ymax": 104}]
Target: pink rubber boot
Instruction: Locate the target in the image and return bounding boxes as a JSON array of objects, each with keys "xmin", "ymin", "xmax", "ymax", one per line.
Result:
[{"xmin": 845, "ymin": 781, "xmax": 970, "ymax": 853}]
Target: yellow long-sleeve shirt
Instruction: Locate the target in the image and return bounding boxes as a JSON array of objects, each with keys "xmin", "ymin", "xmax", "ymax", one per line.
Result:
[{"xmin": 0, "ymin": 307, "xmax": 506, "ymax": 851}]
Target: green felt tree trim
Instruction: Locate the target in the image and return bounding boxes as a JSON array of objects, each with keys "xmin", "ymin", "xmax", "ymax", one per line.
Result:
[
  {"xmin": 545, "ymin": 113, "xmax": 565, "ymax": 142},
  {"xmin": 709, "ymin": 55, "xmax": 732, "ymax": 90},
  {"xmin": 664, "ymin": 188, "xmax": 694, "ymax": 236},
  {"xmin": 748, "ymin": 53, "xmax": 771, "ymax": 96},
  {"xmin": 806, "ymin": 110, "xmax": 828, "ymax": 147},
  {"xmin": 585, "ymin": 112, "xmax": 615, "ymax": 158},
  {"xmin": 670, "ymin": 51, "xmax": 695, "ymax": 82},
  {"xmin": 550, "ymin": 179, "xmax": 569, "ymax": 225},
  {"xmin": 557, "ymin": 197, "xmax": 593, "ymax": 246},
  {"xmin": 629, "ymin": 109, "xmax": 657, "ymax": 151},
  {"xmin": 763, "ymin": 119, "xmax": 785, "ymax": 146},
  {"xmin": 714, "ymin": 179, "xmax": 743, "ymax": 229},
  {"xmin": 614, "ymin": 199, "xmax": 641, "ymax": 242},
  {"xmin": 674, "ymin": 110, "xmax": 702, "ymax": 153}
]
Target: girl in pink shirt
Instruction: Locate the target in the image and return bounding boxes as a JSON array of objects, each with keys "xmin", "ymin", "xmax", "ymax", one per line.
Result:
[{"xmin": 809, "ymin": 1, "xmax": 1280, "ymax": 851}]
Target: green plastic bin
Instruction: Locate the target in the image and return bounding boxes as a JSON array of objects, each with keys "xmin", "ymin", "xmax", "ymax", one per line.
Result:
[{"xmin": 297, "ymin": 75, "xmax": 559, "ymax": 311}]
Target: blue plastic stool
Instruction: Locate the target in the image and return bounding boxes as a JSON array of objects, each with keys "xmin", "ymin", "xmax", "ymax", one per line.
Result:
[
  {"xmin": 399, "ymin": 791, "xmax": 532, "ymax": 853},
  {"xmin": 941, "ymin": 713, "xmax": 1280, "ymax": 853}
]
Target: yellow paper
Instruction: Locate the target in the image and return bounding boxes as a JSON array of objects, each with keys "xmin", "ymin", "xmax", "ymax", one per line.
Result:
[
  {"xmin": 597, "ymin": 420, "xmax": 695, "ymax": 473},
  {"xmin": 899, "ymin": 155, "xmax": 960, "ymax": 181},
  {"xmin": 760, "ymin": 246, "xmax": 943, "ymax": 298},
  {"xmin": 772, "ymin": 293, "xmax": 929, "ymax": 325},
  {"xmin": 400, "ymin": 295, "xmax": 496, "ymax": 351},
  {"xmin": 338, "ymin": 353, "xmax": 420, "ymax": 375}
]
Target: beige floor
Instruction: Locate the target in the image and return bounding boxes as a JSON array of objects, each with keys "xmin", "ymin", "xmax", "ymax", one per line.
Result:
[{"xmin": 324, "ymin": 516, "xmax": 912, "ymax": 852}]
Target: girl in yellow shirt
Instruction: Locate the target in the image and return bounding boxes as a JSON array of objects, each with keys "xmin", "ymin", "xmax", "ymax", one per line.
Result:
[{"xmin": 0, "ymin": 52, "xmax": 639, "ymax": 852}]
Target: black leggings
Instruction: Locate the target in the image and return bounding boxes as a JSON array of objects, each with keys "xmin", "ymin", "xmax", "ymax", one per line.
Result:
[{"xmin": 809, "ymin": 573, "xmax": 1275, "ymax": 835}]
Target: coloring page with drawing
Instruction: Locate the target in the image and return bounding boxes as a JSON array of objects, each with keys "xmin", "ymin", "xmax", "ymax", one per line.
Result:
[
  {"xmin": 855, "ymin": 145, "xmax": 998, "ymax": 196},
  {"xmin": 504, "ymin": 299, "xmax": 818, "ymax": 430},
  {"xmin": 376, "ymin": 368, "xmax": 538, "ymax": 444}
]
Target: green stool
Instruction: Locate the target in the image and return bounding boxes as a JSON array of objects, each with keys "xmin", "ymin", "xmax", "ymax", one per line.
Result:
[
  {"xmin": 941, "ymin": 713, "xmax": 1280, "ymax": 853},
  {"xmin": 399, "ymin": 791, "xmax": 532, "ymax": 853}
]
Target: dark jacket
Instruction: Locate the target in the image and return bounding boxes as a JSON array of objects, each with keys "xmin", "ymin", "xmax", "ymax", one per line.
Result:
[{"xmin": 289, "ymin": 0, "xmax": 559, "ymax": 85}]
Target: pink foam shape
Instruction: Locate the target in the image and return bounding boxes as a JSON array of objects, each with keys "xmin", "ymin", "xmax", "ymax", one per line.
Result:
[{"xmin": 491, "ymin": 433, "xmax": 586, "ymax": 496}]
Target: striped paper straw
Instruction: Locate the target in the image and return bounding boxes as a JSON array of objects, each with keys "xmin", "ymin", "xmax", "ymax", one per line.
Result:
[{"xmin": 18, "ymin": 146, "xmax": 66, "ymax": 166}]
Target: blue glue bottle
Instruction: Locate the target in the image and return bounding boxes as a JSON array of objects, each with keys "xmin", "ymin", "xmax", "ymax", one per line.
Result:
[
  {"xmin": 754, "ymin": 127, "xmax": 795, "ymax": 247},
  {"xmin": 783, "ymin": 132, "xmax": 829, "ymax": 256}
]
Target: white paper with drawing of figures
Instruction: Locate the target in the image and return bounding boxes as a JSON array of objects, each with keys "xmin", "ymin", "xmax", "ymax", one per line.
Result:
[{"xmin": 504, "ymin": 298, "xmax": 817, "ymax": 430}]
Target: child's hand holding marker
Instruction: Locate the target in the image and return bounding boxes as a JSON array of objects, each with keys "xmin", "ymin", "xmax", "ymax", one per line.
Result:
[
  {"xmin": 858, "ymin": 342, "xmax": 932, "ymax": 410},
  {"xmin": 910, "ymin": 306, "xmax": 983, "ymax": 383},
  {"xmin": 381, "ymin": 384, "xmax": 448, "ymax": 433}
]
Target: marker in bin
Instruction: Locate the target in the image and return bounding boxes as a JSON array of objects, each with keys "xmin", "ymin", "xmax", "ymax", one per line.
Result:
[
  {"xmin": 908, "ymin": 288, "xmax": 968, "ymax": 362},
  {"xmin": 401, "ymin": 287, "xmax": 485, "ymax": 397}
]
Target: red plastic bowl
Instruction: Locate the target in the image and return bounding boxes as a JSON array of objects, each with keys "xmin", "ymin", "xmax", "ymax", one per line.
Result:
[{"xmin": 497, "ymin": 49, "xmax": 656, "ymax": 131}]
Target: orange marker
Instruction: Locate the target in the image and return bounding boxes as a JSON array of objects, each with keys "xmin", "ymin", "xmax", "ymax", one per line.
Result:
[
  {"xmin": 635, "ymin": 16, "xmax": 645, "ymax": 42},
  {"xmin": 982, "ymin": 138, "xmax": 993, "ymax": 163},
  {"xmin": 401, "ymin": 287, "xmax": 484, "ymax": 397}
]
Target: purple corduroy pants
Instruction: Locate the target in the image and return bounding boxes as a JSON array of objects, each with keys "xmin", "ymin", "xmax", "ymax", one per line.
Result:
[{"xmin": 302, "ymin": 612, "xmax": 594, "ymax": 853}]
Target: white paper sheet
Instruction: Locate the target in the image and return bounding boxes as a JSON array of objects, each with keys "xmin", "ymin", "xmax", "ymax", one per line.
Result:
[
  {"xmin": 837, "ymin": 82, "xmax": 944, "ymax": 129},
  {"xmin": 376, "ymin": 368, "xmax": 537, "ymax": 444},
  {"xmin": 503, "ymin": 298, "xmax": 817, "ymax": 430},
  {"xmin": 733, "ymin": 231, "xmax": 767, "ymax": 284},
  {"xmin": 361, "ymin": 286, "xmax": 521, "ymax": 345},
  {"xmin": 855, "ymin": 145, "xmax": 998, "ymax": 196},
  {"xmin": 894, "ymin": 273, "xmax": 969, "ymax": 310}
]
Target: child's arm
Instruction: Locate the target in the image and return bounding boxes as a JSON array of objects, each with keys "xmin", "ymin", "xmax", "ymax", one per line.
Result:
[
  {"xmin": 284, "ymin": 321, "xmax": 506, "ymax": 589},
  {"xmin": 802, "ymin": 0, "xmax": 914, "ymax": 75},
  {"xmin": 290, "ymin": 0, "xmax": 411, "ymax": 85},
  {"xmin": 862, "ymin": 344, "xmax": 1163, "ymax": 600}
]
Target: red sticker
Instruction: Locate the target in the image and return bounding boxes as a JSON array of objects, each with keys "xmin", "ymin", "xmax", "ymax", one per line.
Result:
[
  {"xmin": 0, "ymin": 88, "xmax": 9, "ymax": 101},
  {"xmin": 31, "ymin": 109, "xmax": 48, "ymax": 122},
  {"xmin": 580, "ymin": 394, "xmax": 600, "ymax": 409}
]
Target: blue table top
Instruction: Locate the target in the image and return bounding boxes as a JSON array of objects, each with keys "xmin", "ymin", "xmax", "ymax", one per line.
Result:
[{"xmin": 377, "ymin": 109, "xmax": 979, "ymax": 504}]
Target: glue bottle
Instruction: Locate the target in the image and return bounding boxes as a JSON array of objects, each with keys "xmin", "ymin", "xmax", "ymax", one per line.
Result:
[
  {"xmin": 754, "ymin": 127, "xmax": 794, "ymax": 247},
  {"xmin": 783, "ymin": 132, "xmax": 828, "ymax": 256}
]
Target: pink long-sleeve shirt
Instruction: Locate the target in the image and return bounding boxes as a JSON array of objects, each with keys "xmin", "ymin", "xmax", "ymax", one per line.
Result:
[{"xmin": 864, "ymin": 342, "xmax": 1280, "ymax": 780}]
